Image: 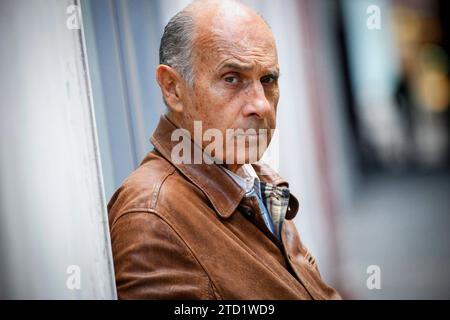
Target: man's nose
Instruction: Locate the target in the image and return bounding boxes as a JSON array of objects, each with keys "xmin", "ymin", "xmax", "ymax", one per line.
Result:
[{"xmin": 242, "ymin": 82, "xmax": 272, "ymax": 119}]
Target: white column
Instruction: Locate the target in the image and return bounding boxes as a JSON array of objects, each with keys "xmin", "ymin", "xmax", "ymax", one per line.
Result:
[{"xmin": 0, "ymin": 0, "xmax": 116, "ymax": 299}]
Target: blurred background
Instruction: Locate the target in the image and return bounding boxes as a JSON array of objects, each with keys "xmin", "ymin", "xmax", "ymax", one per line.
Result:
[{"xmin": 0, "ymin": 0, "xmax": 448, "ymax": 299}]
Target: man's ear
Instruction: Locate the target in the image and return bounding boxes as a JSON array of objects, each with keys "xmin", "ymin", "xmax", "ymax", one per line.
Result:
[{"xmin": 155, "ymin": 65, "xmax": 185, "ymax": 113}]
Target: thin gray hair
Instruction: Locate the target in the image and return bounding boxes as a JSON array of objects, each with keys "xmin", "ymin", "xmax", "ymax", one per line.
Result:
[{"xmin": 159, "ymin": 11, "xmax": 195, "ymax": 87}]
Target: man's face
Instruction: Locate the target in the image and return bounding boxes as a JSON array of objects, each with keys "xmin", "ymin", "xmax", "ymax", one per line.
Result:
[{"xmin": 179, "ymin": 10, "xmax": 279, "ymax": 165}]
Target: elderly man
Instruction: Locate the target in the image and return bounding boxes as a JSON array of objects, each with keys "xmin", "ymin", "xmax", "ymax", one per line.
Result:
[{"xmin": 108, "ymin": 0, "xmax": 341, "ymax": 300}]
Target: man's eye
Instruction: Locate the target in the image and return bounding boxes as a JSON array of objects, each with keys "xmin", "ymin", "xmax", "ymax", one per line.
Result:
[
  {"xmin": 261, "ymin": 75, "xmax": 276, "ymax": 85},
  {"xmin": 224, "ymin": 75, "xmax": 239, "ymax": 84}
]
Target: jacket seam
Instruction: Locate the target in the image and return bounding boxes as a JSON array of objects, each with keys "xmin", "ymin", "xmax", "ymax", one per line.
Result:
[
  {"xmin": 149, "ymin": 165, "xmax": 176, "ymax": 210},
  {"xmin": 148, "ymin": 207, "xmax": 218, "ymax": 300},
  {"xmin": 111, "ymin": 207, "xmax": 216, "ymax": 299},
  {"xmin": 110, "ymin": 165, "xmax": 175, "ymax": 228}
]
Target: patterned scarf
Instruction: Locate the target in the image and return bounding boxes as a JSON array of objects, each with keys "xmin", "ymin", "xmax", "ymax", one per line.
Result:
[{"xmin": 260, "ymin": 182, "xmax": 290, "ymax": 239}]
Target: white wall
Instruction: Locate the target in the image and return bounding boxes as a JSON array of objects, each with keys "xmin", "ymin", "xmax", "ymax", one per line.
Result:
[{"xmin": 0, "ymin": 0, "xmax": 116, "ymax": 299}]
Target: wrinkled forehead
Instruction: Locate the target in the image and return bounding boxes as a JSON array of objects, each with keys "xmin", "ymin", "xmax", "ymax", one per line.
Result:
[{"xmin": 192, "ymin": 12, "xmax": 278, "ymax": 71}]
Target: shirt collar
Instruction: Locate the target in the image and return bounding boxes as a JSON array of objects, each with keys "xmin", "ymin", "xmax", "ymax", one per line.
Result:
[{"xmin": 221, "ymin": 164, "xmax": 259, "ymax": 195}]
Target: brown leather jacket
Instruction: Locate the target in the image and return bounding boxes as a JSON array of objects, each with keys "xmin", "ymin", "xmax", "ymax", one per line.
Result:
[{"xmin": 108, "ymin": 115, "xmax": 341, "ymax": 300}]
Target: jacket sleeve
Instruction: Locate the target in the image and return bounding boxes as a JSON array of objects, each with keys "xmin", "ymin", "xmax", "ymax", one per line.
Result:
[{"xmin": 110, "ymin": 211, "xmax": 215, "ymax": 299}]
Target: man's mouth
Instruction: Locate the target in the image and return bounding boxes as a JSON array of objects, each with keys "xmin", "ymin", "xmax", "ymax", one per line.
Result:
[
  {"xmin": 233, "ymin": 133, "xmax": 260, "ymax": 137},
  {"xmin": 232, "ymin": 130, "xmax": 268, "ymax": 137}
]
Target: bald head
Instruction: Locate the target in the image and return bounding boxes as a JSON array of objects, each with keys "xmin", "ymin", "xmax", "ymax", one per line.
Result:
[
  {"xmin": 159, "ymin": 0, "xmax": 276, "ymax": 86},
  {"xmin": 186, "ymin": 0, "xmax": 270, "ymax": 30}
]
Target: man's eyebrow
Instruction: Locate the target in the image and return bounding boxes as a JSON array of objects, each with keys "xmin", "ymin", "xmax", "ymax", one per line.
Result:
[
  {"xmin": 267, "ymin": 68, "xmax": 280, "ymax": 78},
  {"xmin": 217, "ymin": 61, "xmax": 254, "ymax": 73},
  {"xmin": 217, "ymin": 61, "xmax": 280, "ymax": 76}
]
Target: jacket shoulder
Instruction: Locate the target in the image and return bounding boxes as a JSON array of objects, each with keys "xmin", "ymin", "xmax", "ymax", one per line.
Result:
[
  {"xmin": 107, "ymin": 150, "xmax": 175, "ymax": 226},
  {"xmin": 107, "ymin": 150, "xmax": 209, "ymax": 227}
]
